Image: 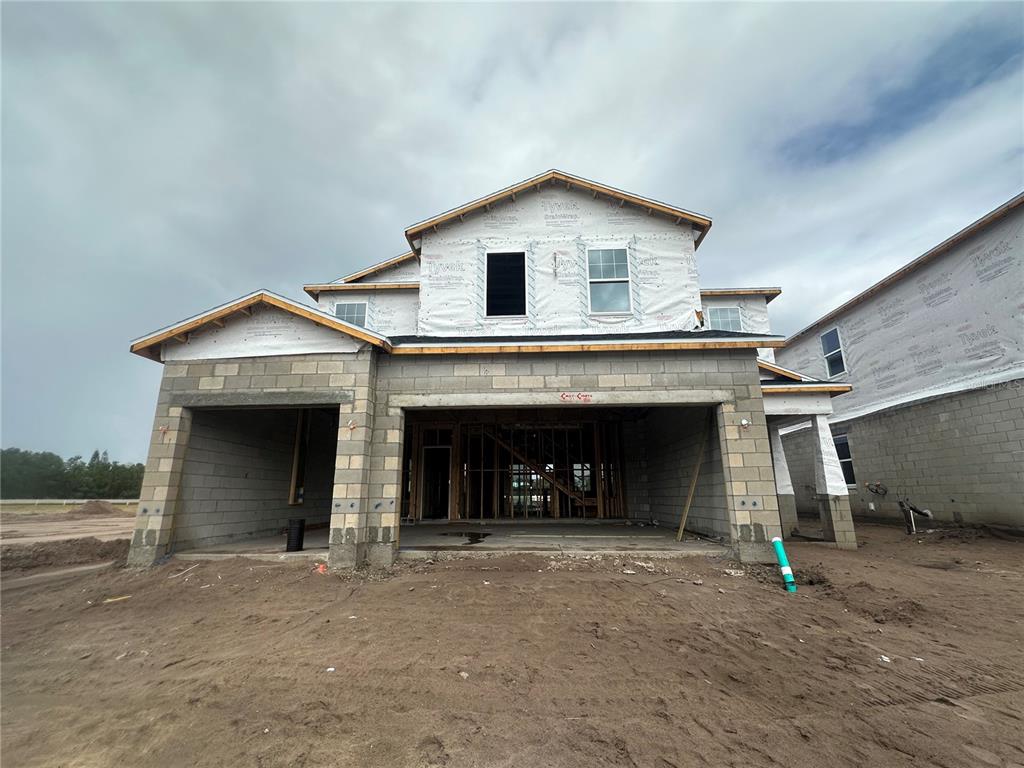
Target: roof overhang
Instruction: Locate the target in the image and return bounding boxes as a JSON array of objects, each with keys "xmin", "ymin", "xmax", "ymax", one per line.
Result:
[
  {"xmin": 760, "ymin": 381, "xmax": 852, "ymax": 397},
  {"xmin": 701, "ymin": 287, "xmax": 782, "ymax": 304},
  {"xmin": 334, "ymin": 250, "xmax": 418, "ymax": 285},
  {"xmin": 129, "ymin": 290, "xmax": 392, "ymax": 361},
  {"xmin": 404, "ymin": 169, "xmax": 713, "ymax": 253},
  {"xmin": 304, "ymin": 282, "xmax": 419, "ymax": 300}
]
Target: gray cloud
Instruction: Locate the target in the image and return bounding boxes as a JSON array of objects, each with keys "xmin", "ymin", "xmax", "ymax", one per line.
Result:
[{"xmin": 2, "ymin": 2, "xmax": 1021, "ymax": 461}]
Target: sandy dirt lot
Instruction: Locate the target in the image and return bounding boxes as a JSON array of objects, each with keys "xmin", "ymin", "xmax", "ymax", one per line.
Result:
[
  {"xmin": 0, "ymin": 500, "xmax": 136, "ymax": 544},
  {"xmin": 2, "ymin": 524, "xmax": 1022, "ymax": 768}
]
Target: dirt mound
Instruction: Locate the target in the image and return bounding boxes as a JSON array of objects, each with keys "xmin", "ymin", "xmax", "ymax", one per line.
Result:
[
  {"xmin": 1, "ymin": 536, "xmax": 129, "ymax": 572},
  {"xmin": 744, "ymin": 561, "xmax": 832, "ymax": 588},
  {"xmin": 68, "ymin": 500, "xmax": 135, "ymax": 518},
  {"xmin": 831, "ymin": 580, "xmax": 932, "ymax": 625}
]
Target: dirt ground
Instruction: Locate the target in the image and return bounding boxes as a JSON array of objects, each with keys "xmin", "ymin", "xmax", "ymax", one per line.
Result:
[
  {"xmin": 0, "ymin": 500, "xmax": 136, "ymax": 545},
  {"xmin": 2, "ymin": 524, "xmax": 1022, "ymax": 768},
  {"xmin": 1, "ymin": 536, "xmax": 130, "ymax": 572}
]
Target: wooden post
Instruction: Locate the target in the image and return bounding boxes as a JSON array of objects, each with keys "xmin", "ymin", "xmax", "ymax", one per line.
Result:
[
  {"xmin": 676, "ymin": 411, "xmax": 714, "ymax": 542},
  {"xmin": 594, "ymin": 422, "xmax": 605, "ymax": 519}
]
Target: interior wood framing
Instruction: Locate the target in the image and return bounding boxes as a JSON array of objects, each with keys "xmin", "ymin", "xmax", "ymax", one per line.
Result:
[{"xmin": 401, "ymin": 409, "xmax": 630, "ymax": 522}]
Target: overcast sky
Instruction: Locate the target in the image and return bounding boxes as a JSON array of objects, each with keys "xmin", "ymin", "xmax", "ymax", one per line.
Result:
[{"xmin": 2, "ymin": 2, "xmax": 1022, "ymax": 463}]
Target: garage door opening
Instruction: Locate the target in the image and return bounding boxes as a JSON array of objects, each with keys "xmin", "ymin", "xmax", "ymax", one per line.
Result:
[{"xmin": 171, "ymin": 406, "xmax": 338, "ymax": 554}]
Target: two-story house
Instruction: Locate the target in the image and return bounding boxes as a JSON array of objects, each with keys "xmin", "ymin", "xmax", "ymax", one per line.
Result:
[
  {"xmin": 777, "ymin": 193, "xmax": 1023, "ymax": 528},
  {"xmin": 126, "ymin": 170, "xmax": 855, "ymax": 570}
]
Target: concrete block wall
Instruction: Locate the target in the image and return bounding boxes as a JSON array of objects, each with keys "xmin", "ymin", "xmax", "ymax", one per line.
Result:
[
  {"xmin": 128, "ymin": 352, "xmax": 370, "ymax": 566},
  {"xmin": 780, "ymin": 427, "xmax": 818, "ymax": 515},
  {"xmin": 621, "ymin": 417, "xmax": 650, "ymax": 519},
  {"xmin": 129, "ymin": 347, "xmax": 785, "ymax": 567},
  {"xmin": 837, "ymin": 382, "xmax": 1024, "ymax": 526},
  {"xmin": 640, "ymin": 406, "xmax": 727, "ymax": 538},
  {"xmin": 376, "ymin": 349, "xmax": 782, "ymax": 561},
  {"xmin": 174, "ymin": 409, "xmax": 314, "ymax": 550}
]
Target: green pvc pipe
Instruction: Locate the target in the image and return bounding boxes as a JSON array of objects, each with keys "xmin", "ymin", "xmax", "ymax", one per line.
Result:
[{"xmin": 771, "ymin": 536, "xmax": 797, "ymax": 593}]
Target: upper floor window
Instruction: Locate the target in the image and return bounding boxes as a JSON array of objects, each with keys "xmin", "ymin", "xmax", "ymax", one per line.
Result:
[
  {"xmin": 335, "ymin": 302, "xmax": 367, "ymax": 327},
  {"xmin": 588, "ymin": 248, "xmax": 631, "ymax": 314},
  {"xmin": 707, "ymin": 306, "xmax": 743, "ymax": 332},
  {"xmin": 486, "ymin": 252, "xmax": 526, "ymax": 316},
  {"xmin": 833, "ymin": 434, "xmax": 856, "ymax": 486},
  {"xmin": 820, "ymin": 328, "xmax": 846, "ymax": 377}
]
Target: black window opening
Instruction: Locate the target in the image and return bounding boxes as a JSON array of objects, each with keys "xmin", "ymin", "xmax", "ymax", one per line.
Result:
[
  {"xmin": 486, "ymin": 252, "xmax": 526, "ymax": 317},
  {"xmin": 833, "ymin": 434, "xmax": 856, "ymax": 486}
]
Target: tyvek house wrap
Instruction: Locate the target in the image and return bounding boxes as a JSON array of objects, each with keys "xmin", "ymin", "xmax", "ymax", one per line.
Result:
[
  {"xmin": 701, "ymin": 295, "xmax": 775, "ymax": 361},
  {"xmin": 777, "ymin": 207, "xmax": 1024, "ymax": 422},
  {"xmin": 416, "ymin": 187, "xmax": 702, "ymax": 337}
]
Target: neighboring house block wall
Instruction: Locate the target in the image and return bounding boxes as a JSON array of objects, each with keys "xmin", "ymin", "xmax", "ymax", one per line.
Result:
[{"xmin": 838, "ymin": 383, "xmax": 1024, "ymax": 526}]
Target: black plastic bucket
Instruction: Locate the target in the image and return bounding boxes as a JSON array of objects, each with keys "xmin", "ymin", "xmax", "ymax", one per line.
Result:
[{"xmin": 286, "ymin": 518, "xmax": 306, "ymax": 552}]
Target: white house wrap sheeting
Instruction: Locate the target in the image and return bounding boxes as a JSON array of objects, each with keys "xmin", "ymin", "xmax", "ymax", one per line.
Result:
[
  {"xmin": 778, "ymin": 207, "xmax": 1024, "ymax": 422},
  {"xmin": 417, "ymin": 187, "xmax": 701, "ymax": 338}
]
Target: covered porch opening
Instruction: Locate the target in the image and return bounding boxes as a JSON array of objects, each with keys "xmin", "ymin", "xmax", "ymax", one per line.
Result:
[
  {"xmin": 397, "ymin": 406, "xmax": 731, "ymax": 555},
  {"xmin": 402, "ymin": 409, "xmax": 630, "ymax": 522}
]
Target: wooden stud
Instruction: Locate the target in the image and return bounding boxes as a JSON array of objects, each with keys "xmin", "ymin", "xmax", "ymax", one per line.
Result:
[{"xmin": 677, "ymin": 411, "xmax": 713, "ymax": 541}]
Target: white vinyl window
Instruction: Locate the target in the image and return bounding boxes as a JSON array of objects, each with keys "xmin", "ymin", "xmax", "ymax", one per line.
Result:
[
  {"xmin": 588, "ymin": 248, "xmax": 631, "ymax": 314},
  {"xmin": 821, "ymin": 327, "xmax": 846, "ymax": 377},
  {"xmin": 707, "ymin": 306, "xmax": 743, "ymax": 332},
  {"xmin": 335, "ymin": 302, "xmax": 367, "ymax": 327}
]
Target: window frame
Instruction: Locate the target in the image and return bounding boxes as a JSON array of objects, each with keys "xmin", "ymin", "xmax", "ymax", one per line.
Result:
[
  {"xmin": 334, "ymin": 301, "xmax": 368, "ymax": 328},
  {"xmin": 706, "ymin": 305, "xmax": 743, "ymax": 333},
  {"xmin": 484, "ymin": 251, "xmax": 528, "ymax": 318},
  {"xmin": 586, "ymin": 246, "xmax": 633, "ymax": 316},
  {"xmin": 832, "ymin": 433, "xmax": 857, "ymax": 487},
  {"xmin": 820, "ymin": 326, "xmax": 847, "ymax": 378}
]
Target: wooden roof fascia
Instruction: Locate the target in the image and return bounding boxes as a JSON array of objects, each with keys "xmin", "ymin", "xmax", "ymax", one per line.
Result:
[
  {"xmin": 756, "ymin": 360, "xmax": 805, "ymax": 381},
  {"xmin": 701, "ymin": 287, "xmax": 783, "ymax": 304},
  {"xmin": 761, "ymin": 383, "xmax": 853, "ymax": 396},
  {"xmin": 334, "ymin": 251, "xmax": 418, "ymax": 285},
  {"xmin": 129, "ymin": 292, "xmax": 392, "ymax": 360},
  {"xmin": 403, "ymin": 170, "xmax": 713, "ymax": 253},
  {"xmin": 303, "ymin": 282, "xmax": 419, "ymax": 299},
  {"xmin": 786, "ymin": 191, "xmax": 1024, "ymax": 345}
]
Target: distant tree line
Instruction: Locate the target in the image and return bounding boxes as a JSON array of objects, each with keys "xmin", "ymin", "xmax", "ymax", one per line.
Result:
[{"xmin": 0, "ymin": 448, "xmax": 145, "ymax": 499}]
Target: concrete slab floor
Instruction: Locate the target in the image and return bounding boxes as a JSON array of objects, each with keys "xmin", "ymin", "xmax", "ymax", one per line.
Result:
[
  {"xmin": 398, "ymin": 521, "xmax": 723, "ymax": 558},
  {"xmin": 173, "ymin": 522, "xmax": 726, "ymax": 561}
]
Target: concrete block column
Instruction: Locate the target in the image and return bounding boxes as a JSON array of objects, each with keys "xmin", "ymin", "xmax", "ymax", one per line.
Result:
[
  {"xmin": 716, "ymin": 400, "xmax": 783, "ymax": 562},
  {"xmin": 811, "ymin": 415, "xmax": 857, "ymax": 550},
  {"xmin": 127, "ymin": 405, "xmax": 193, "ymax": 566},
  {"xmin": 769, "ymin": 425, "xmax": 800, "ymax": 538},
  {"xmin": 328, "ymin": 352, "xmax": 379, "ymax": 570},
  {"xmin": 364, "ymin": 402, "xmax": 405, "ymax": 567}
]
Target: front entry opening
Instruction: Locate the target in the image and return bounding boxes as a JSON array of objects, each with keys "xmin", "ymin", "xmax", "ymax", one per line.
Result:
[{"xmin": 421, "ymin": 445, "xmax": 451, "ymax": 519}]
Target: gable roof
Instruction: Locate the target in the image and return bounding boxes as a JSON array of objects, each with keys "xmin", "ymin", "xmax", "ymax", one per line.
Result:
[
  {"xmin": 404, "ymin": 169, "xmax": 713, "ymax": 253},
  {"xmin": 129, "ymin": 290, "xmax": 391, "ymax": 360},
  {"xmin": 787, "ymin": 191, "xmax": 1024, "ymax": 344}
]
